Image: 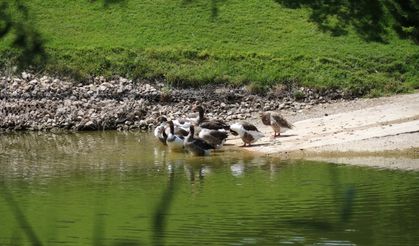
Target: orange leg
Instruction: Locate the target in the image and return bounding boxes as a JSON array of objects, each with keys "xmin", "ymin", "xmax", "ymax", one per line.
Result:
[{"xmin": 241, "ymin": 142, "xmax": 251, "ymax": 147}]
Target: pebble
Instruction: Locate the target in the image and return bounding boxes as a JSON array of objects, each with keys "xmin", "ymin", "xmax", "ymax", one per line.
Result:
[{"xmin": 0, "ymin": 73, "xmax": 349, "ymax": 132}]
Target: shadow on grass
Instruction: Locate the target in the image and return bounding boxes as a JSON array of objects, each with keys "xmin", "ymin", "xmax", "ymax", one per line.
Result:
[
  {"xmin": 182, "ymin": 0, "xmax": 227, "ymax": 18},
  {"xmin": 275, "ymin": 0, "xmax": 386, "ymax": 42},
  {"xmin": 274, "ymin": 0, "xmax": 419, "ymax": 43},
  {"xmin": 90, "ymin": 0, "xmax": 128, "ymax": 8},
  {"xmin": 0, "ymin": 0, "xmax": 47, "ymax": 70}
]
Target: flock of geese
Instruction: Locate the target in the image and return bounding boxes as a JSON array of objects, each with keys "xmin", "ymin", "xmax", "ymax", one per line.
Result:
[{"xmin": 154, "ymin": 105, "xmax": 293, "ymax": 156}]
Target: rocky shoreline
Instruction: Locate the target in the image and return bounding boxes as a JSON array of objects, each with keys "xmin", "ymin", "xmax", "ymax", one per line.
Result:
[{"xmin": 0, "ymin": 72, "xmax": 351, "ymax": 132}]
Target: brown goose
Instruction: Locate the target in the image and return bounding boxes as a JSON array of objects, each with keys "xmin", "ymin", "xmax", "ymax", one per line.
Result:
[
  {"xmin": 193, "ymin": 105, "xmax": 229, "ymax": 130},
  {"xmin": 260, "ymin": 111, "xmax": 293, "ymax": 137},
  {"xmin": 184, "ymin": 125, "xmax": 215, "ymax": 156},
  {"xmin": 230, "ymin": 122, "xmax": 264, "ymax": 147},
  {"xmin": 198, "ymin": 128, "xmax": 228, "ymax": 149},
  {"xmin": 173, "ymin": 126, "xmax": 189, "ymax": 137}
]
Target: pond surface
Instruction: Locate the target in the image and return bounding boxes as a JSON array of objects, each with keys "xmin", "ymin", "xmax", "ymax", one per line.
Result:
[{"xmin": 0, "ymin": 131, "xmax": 418, "ymax": 246}]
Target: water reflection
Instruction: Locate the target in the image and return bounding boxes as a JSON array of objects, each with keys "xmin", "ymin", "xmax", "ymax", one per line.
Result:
[
  {"xmin": 0, "ymin": 132, "xmax": 418, "ymax": 245},
  {"xmin": 230, "ymin": 163, "xmax": 245, "ymax": 177},
  {"xmin": 152, "ymin": 160, "xmax": 176, "ymax": 246},
  {"xmin": 0, "ymin": 187, "xmax": 43, "ymax": 246},
  {"xmin": 0, "ymin": 131, "xmax": 274, "ymax": 181}
]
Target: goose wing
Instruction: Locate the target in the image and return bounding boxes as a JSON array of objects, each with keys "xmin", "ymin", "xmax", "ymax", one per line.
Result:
[
  {"xmin": 260, "ymin": 112, "xmax": 272, "ymax": 125},
  {"xmin": 271, "ymin": 113, "xmax": 293, "ymax": 128},
  {"xmin": 241, "ymin": 122, "xmax": 264, "ymax": 139},
  {"xmin": 192, "ymin": 138, "xmax": 215, "ymax": 150},
  {"xmin": 174, "ymin": 127, "xmax": 189, "ymax": 137},
  {"xmin": 200, "ymin": 129, "xmax": 228, "ymax": 147},
  {"xmin": 209, "ymin": 130, "xmax": 228, "ymax": 140},
  {"xmin": 200, "ymin": 120, "xmax": 229, "ymax": 130},
  {"xmin": 241, "ymin": 122, "xmax": 260, "ymax": 132}
]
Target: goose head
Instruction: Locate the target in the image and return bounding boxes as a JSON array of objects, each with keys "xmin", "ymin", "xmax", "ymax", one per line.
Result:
[
  {"xmin": 158, "ymin": 116, "xmax": 168, "ymax": 124},
  {"xmin": 188, "ymin": 125, "xmax": 195, "ymax": 137},
  {"xmin": 167, "ymin": 120, "xmax": 175, "ymax": 135},
  {"xmin": 192, "ymin": 105, "xmax": 205, "ymax": 119},
  {"xmin": 259, "ymin": 111, "xmax": 271, "ymax": 125}
]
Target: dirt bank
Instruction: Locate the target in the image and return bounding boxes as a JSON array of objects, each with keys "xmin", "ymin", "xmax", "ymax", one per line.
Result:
[
  {"xmin": 228, "ymin": 92, "xmax": 419, "ymax": 170},
  {"xmin": 0, "ymin": 73, "xmax": 346, "ymax": 131}
]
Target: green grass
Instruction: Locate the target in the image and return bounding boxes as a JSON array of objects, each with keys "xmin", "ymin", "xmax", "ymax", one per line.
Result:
[{"xmin": 1, "ymin": 0, "xmax": 418, "ymax": 95}]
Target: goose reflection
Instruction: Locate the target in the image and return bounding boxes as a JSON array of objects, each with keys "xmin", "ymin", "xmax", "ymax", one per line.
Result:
[
  {"xmin": 184, "ymin": 164, "xmax": 210, "ymax": 183},
  {"xmin": 230, "ymin": 163, "xmax": 245, "ymax": 177},
  {"xmin": 229, "ymin": 155, "xmax": 283, "ymax": 178}
]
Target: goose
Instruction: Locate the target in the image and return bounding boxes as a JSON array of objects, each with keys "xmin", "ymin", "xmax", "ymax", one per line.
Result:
[
  {"xmin": 198, "ymin": 128, "xmax": 228, "ymax": 149},
  {"xmin": 184, "ymin": 125, "xmax": 214, "ymax": 156},
  {"xmin": 173, "ymin": 127, "xmax": 189, "ymax": 137},
  {"xmin": 155, "ymin": 116, "xmax": 188, "ymax": 137},
  {"xmin": 153, "ymin": 116, "xmax": 168, "ymax": 145},
  {"xmin": 193, "ymin": 105, "xmax": 229, "ymax": 130},
  {"xmin": 157, "ymin": 115, "xmax": 189, "ymax": 137},
  {"xmin": 230, "ymin": 122, "xmax": 264, "ymax": 147},
  {"xmin": 260, "ymin": 111, "xmax": 293, "ymax": 137},
  {"xmin": 154, "ymin": 124, "xmax": 168, "ymax": 145},
  {"xmin": 172, "ymin": 117, "xmax": 193, "ymax": 134},
  {"xmin": 166, "ymin": 120, "xmax": 185, "ymax": 152},
  {"xmin": 184, "ymin": 110, "xmax": 202, "ymax": 123}
]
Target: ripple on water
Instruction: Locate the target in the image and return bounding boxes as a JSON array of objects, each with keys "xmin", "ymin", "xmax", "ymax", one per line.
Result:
[{"xmin": 0, "ymin": 132, "xmax": 418, "ymax": 245}]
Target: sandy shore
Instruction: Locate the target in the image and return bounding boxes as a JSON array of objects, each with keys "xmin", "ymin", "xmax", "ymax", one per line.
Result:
[{"xmin": 228, "ymin": 92, "xmax": 419, "ymax": 170}]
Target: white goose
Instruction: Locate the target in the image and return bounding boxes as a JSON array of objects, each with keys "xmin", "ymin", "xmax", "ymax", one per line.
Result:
[
  {"xmin": 166, "ymin": 121, "xmax": 185, "ymax": 152},
  {"xmin": 154, "ymin": 117, "xmax": 168, "ymax": 145},
  {"xmin": 154, "ymin": 124, "xmax": 168, "ymax": 145},
  {"xmin": 230, "ymin": 122, "xmax": 264, "ymax": 147},
  {"xmin": 172, "ymin": 118, "xmax": 193, "ymax": 134}
]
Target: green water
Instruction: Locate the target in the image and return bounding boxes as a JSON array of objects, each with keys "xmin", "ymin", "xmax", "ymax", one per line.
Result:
[{"xmin": 0, "ymin": 132, "xmax": 418, "ymax": 246}]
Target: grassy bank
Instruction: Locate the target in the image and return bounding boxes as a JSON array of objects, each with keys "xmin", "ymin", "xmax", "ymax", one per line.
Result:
[{"xmin": 1, "ymin": 0, "xmax": 418, "ymax": 96}]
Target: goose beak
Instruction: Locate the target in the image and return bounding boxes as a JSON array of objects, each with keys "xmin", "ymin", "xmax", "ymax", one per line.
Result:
[{"xmin": 230, "ymin": 129, "xmax": 239, "ymax": 136}]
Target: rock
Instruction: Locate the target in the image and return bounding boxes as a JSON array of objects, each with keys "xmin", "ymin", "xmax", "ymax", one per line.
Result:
[
  {"xmin": 139, "ymin": 120, "xmax": 147, "ymax": 126},
  {"xmin": 0, "ymin": 73, "xmax": 355, "ymax": 132},
  {"xmin": 85, "ymin": 120, "xmax": 95, "ymax": 127},
  {"xmin": 22, "ymin": 72, "xmax": 30, "ymax": 80},
  {"xmin": 98, "ymin": 85, "xmax": 107, "ymax": 91}
]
